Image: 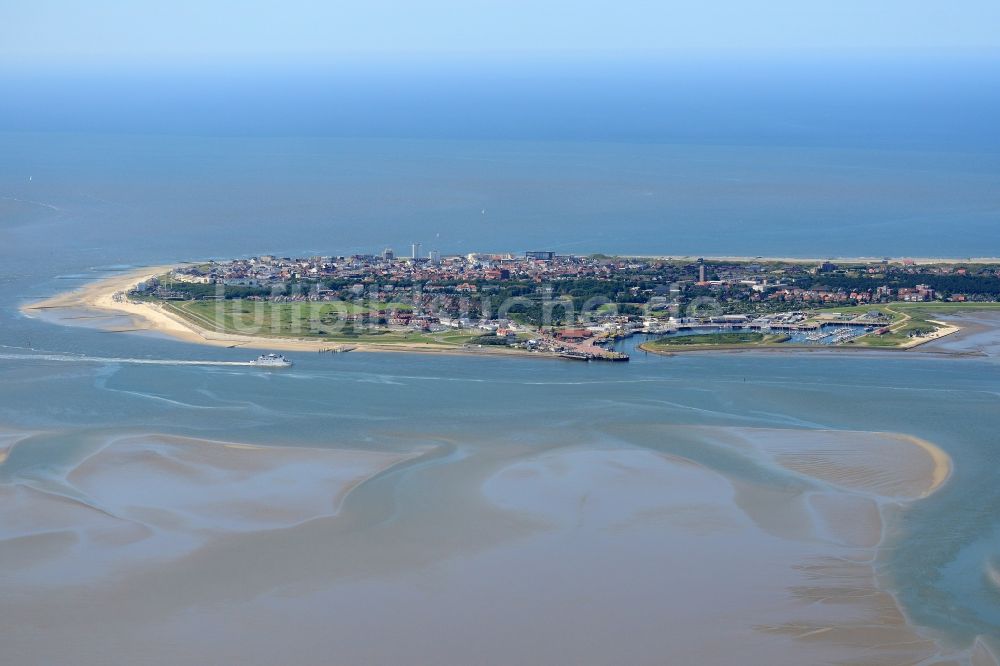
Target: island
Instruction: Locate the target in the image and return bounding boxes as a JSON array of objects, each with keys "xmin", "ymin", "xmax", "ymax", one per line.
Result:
[{"xmin": 25, "ymin": 250, "xmax": 1000, "ymax": 360}]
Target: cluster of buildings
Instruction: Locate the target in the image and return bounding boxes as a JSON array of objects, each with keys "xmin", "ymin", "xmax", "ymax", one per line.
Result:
[
  {"xmin": 690, "ymin": 258, "xmax": 988, "ymax": 305},
  {"xmin": 896, "ymin": 284, "xmax": 936, "ymax": 301},
  {"xmin": 762, "ymin": 285, "xmax": 936, "ymax": 304},
  {"xmin": 170, "ymin": 250, "xmax": 651, "ymax": 290},
  {"xmin": 154, "ymin": 251, "xmax": 998, "ymax": 336}
]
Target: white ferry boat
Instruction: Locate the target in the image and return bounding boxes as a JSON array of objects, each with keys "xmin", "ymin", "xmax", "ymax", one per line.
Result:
[{"xmin": 250, "ymin": 353, "xmax": 293, "ymax": 368}]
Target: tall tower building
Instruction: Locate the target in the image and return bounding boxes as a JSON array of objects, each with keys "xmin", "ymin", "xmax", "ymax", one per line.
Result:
[{"xmin": 411, "ymin": 242, "xmax": 421, "ymax": 259}]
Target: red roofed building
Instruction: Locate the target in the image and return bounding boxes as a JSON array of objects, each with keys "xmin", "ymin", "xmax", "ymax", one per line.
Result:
[{"xmin": 555, "ymin": 328, "xmax": 593, "ymax": 341}]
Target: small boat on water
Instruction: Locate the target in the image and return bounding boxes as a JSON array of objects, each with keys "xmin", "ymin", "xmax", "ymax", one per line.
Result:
[{"xmin": 250, "ymin": 353, "xmax": 293, "ymax": 368}]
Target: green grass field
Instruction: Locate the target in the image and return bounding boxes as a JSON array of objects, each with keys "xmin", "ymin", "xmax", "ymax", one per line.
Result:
[
  {"xmin": 644, "ymin": 331, "xmax": 786, "ymax": 349},
  {"xmin": 159, "ymin": 297, "xmax": 998, "ymax": 349},
  {"xmin": 163, "ymin": 300, "xmax": 476, "ymax": 346},
  {"xmin": 826, "ymin": 302, "xmax": 1000, "ymax": 347},
  {"xmin": 801, "ymin": 301, "xmax": 1000, "ymax": 347}
]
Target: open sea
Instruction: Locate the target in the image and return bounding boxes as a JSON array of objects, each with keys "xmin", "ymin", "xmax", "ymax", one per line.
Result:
[{"xmin": 1, "ymin": 59, "xmax": 999, "ymax": 662}]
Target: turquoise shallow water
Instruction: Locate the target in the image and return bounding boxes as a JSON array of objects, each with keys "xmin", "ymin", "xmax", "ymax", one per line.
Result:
[{"xmin": 1, "ymin": 133, "xmax": 999, "ymax": 655}]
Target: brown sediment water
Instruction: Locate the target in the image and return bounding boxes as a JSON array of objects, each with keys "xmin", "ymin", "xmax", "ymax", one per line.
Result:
[{"xmin": 1, "ymin": 422, "xmax": 990, "ymax": 665}]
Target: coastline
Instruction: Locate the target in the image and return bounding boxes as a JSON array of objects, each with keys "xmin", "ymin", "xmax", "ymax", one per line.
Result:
[
  {"xmin": 637, "ymin": 316, "xmax": 971, "ymax": 357},
  {"xmin": 20, "ymin": 266, "xmax": 552, "ymax": 359},
  {"xmin": 23, "ymin": 265, "xmax": 995, "ymax": 361}
]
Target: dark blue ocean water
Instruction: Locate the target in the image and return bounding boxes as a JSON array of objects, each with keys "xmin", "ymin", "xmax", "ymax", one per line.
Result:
[
  {"xmin": 1, "ymin": 58, "xmax": 999, "ymax": 658},
  {"xmin": 3, "ymin": 57, "xmax": 999, "ymax": 259},
  {"xmin": 2, "ymin": 132, "xmax": 999, "ymax": 262}
]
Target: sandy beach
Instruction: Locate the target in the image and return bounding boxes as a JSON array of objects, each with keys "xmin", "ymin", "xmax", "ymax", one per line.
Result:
[
  {"xmin": 9, "ymin": 268, "xmax": 996, "ymax": 661},
  {"xmin": 21, "ymin": 266, "xmax": 547, "ymax": 358},
  {"xmin": 24, "ymin": 266, "xmax": 984, "ymax": 362},
  {"xmin": 912, "ymin": 310, "xmax": 1000, "ymax": 357},
  {"xmin": 5, "ymin": 54, "xmax": 1000, "ymax": 665}
]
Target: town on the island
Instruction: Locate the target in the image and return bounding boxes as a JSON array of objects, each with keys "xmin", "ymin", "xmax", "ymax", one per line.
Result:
[{"xmin": 126, "ymin": 246, "xmax": 1000, "ymax": 360}]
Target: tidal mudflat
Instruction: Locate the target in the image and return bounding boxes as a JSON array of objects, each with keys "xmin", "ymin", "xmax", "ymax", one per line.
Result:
[{"xmin": 2, "ymin": 421, "xmax": 989, "ymax": 665}]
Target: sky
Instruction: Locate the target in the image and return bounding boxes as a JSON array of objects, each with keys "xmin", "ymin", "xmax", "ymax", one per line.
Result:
[{"xmin": 2, "ymin": 0, "xmax": 1000, "ymax": 65}]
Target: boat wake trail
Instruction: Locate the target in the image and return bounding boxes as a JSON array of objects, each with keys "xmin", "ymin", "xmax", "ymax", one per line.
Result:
[{"xmin": 0, "ymin": 351, "xmax": 252, "ymax": 367}]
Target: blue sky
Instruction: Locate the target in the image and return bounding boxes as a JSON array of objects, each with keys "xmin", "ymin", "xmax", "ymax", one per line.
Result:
[{"xmin": 2, "ymin": 0, "xmax": 1000, "ymax": 64}]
